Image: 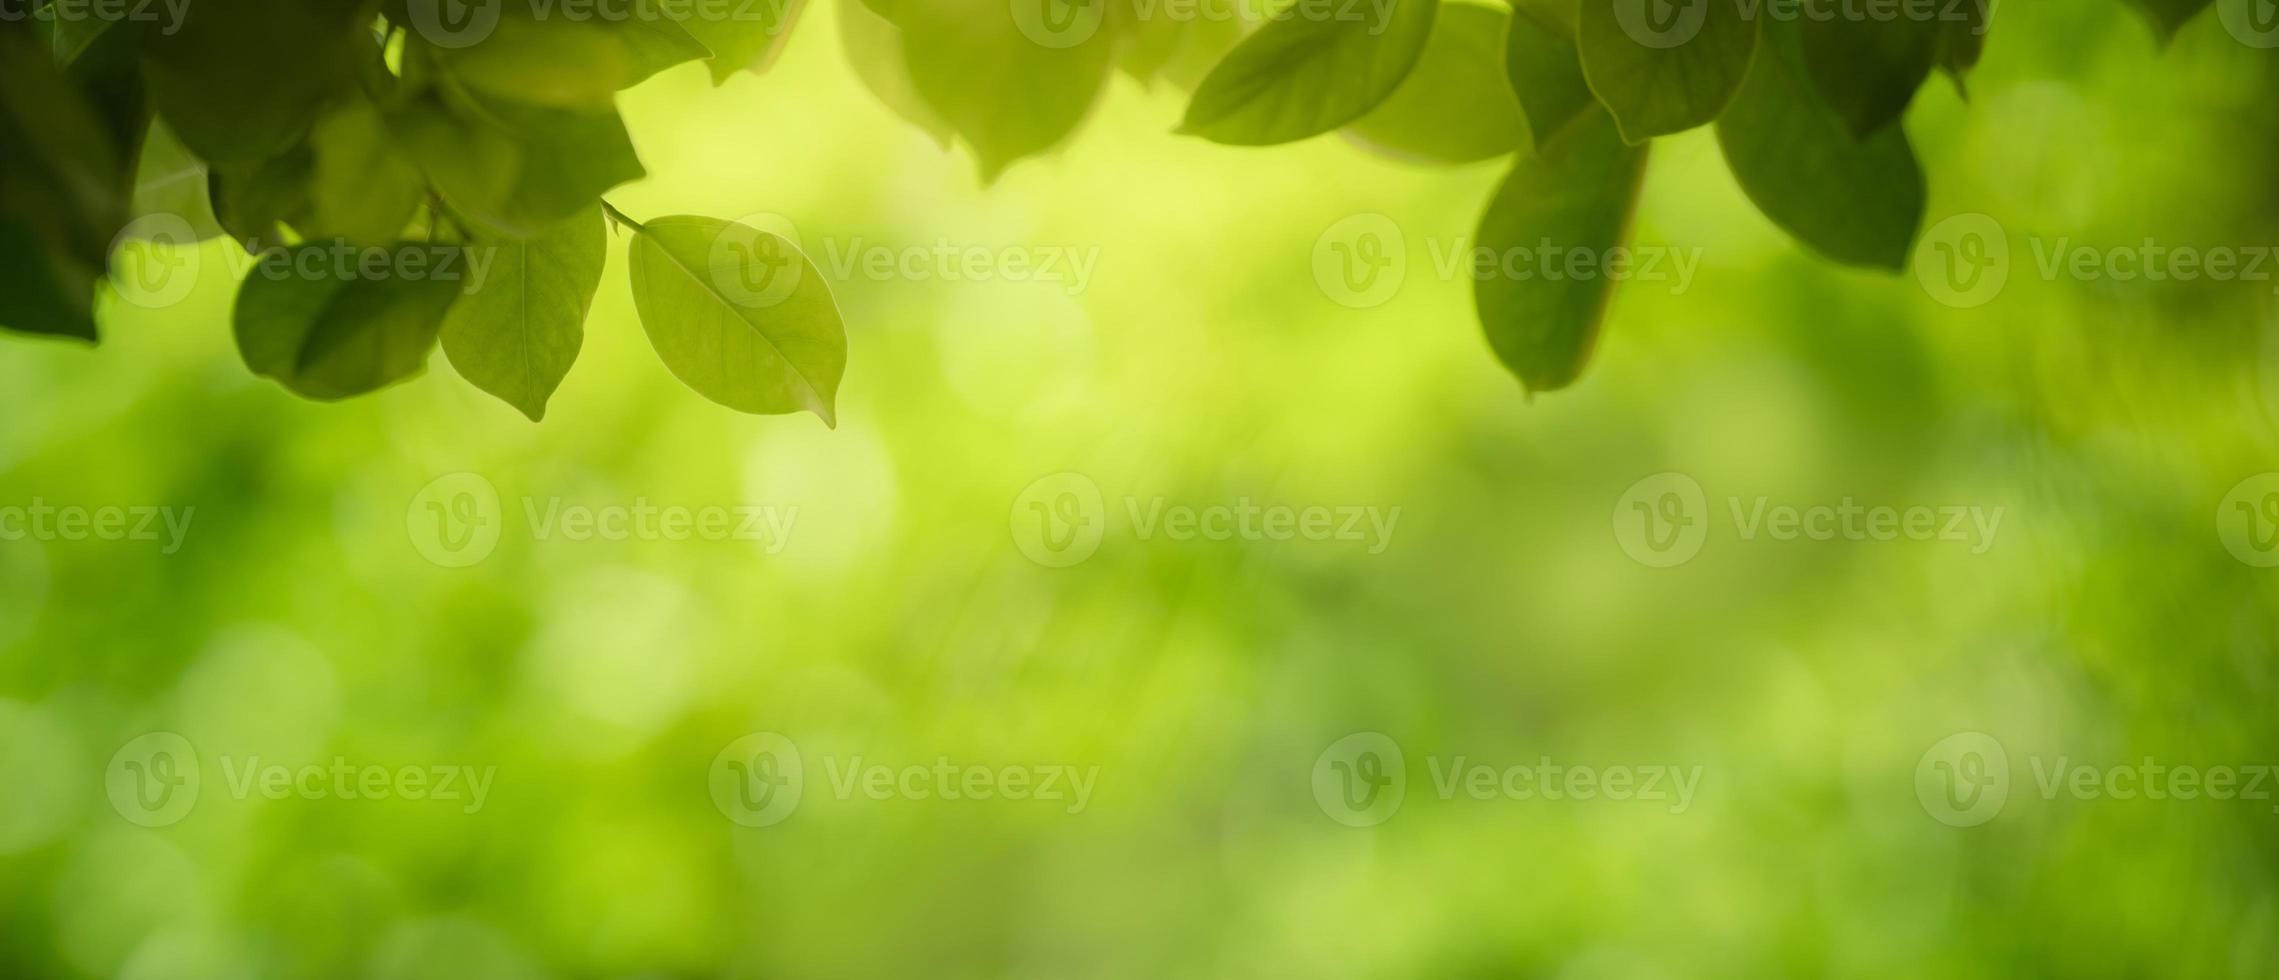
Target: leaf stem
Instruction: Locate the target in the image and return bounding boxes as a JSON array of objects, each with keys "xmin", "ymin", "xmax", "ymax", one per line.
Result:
[{"xmin": 599, "ymin": 199, "xmax": 647, "ymax": 234}]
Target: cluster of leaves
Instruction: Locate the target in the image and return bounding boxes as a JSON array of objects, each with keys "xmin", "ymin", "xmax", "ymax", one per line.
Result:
[
  {"xmin": 0, "ymin": 0, "xmax": 2232, "ymax": 416},
  {"xmin": 1, "ymin": 0, "xmax": 843, "ymax": 423}
]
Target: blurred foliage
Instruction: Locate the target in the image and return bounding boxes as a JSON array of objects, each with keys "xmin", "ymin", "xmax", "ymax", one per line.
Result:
[{"xmin": 3, "ymin": 0, "xmax": 2279, "ymax": 978}]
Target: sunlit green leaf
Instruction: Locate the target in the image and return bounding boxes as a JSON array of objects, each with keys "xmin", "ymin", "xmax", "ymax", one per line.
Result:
[
  {"xmin": 626, "ymin": 214, "xmax": 846, "ymax": 424},
  {"xmin": 1180, "ymin": 0, "xmax": 1438, "ymax": 146},
  {"xmin": 838, "ymin": 0, "xmax": 954, "ymax": 146},
  {"xmin": 1577, "ymin": 0, "xmax": 1758, "ymax": 142},
  {"xmin": 893, "ymin": 0, "xmax": 1114, "ymax": 180},
  {"xmin": 234, "ymin": 244, "xmax": 466, "ymax": 400},
  {"xmin": 1717, "ymin": 22, "xmax": 1924, "ymax": 270},
  {"xmin": 395, "ymin": 87, "xmax": 645, "ymax": 239},
  {"xmin": 307, "ymin": 99, "xmax": 427, "ymax": 246},
  {"xmin": 1474, "ymin": 109, "xmax": 1646, "ymax": 393},
  {"xmin": 1345, "ymin": 1, "xmax": 1528, "ymax": 164},
  {"xmin": 442, "ymin": 205, "xmax": 606, "ymax": 421},
  {"xmin": 674, "ymin": 0, "xmax": 804, "ymax": 82},
  {"xmin": 126, "ymin": 119, "xmax": 225, "ymax": 243}
]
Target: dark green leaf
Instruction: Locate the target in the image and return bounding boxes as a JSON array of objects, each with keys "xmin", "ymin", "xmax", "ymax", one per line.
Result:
[
  {"xmin": 234, "ymin": 243, "xmax": 466, "ymax": 400},
  {"xmin": 626, "ymin": 215, "xmax": 846, "ymax": 424},
  {"xmin": 442, "ymin": 205, "xmax": 606, "ymax": 420},
  {"xmin": 209, "ymin": 145, "xmax": 315, "ymax": 249},
  {"xmin": 1716, "ymin": 22, "xmax": 1924, "ymax": 270},
  {"xmin": 1577, "ymin": 0, "xmax": 1758, "ymax": 142},
  {"xmin": 1504, "ymin": 2, "xmax": 1596, "ymax": 151},
  {"xmin": 1800, "ymin": 16, "xmax": 1939, "ymax": 138},
  {"xmin": 1474, "ymin": 109, "xmax": 1647, "ymax": 393},
  {"xmin": 1180, "ymin": 0, "xmax": 1438, "ymax": 146},
  {"xmin": 0, "ymin": 29, "xmax": 126, "ymax": 340},
  {"xmin": 1935, "ymin": 1, "xmax": 1988, "ymax": 86},
  {"xmin": 140, "ymin": 0, "xmax": 366, "ymax": 165}
]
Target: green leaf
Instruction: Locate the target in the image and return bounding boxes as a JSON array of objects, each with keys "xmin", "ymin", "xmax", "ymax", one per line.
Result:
[
  {"xmin": 2125, "ymin": 0, "xmax": 2214, "ymax": 41},
  {"xmin": 1473, "ymin": 109, "xmax": 1646, "ymax": 394},
  {"xmin": 837, "ymin": 0, "xmax": 954, "ymax": 146},
  {"xmin": 1716, "ymin": 22, "xmax": 1924, "ymax": 270},
  {"xmin": 234, "ymin": 244, "xmax": 467, "ymax": 400},
  {"xmin": 209, "ymin": 145, "xmax": 315, "ymax": 249},
  {"xmin": 427, "ymin": 17, "xmax": 638, "ymax": 110},
  {"xmin": 395, "ymin": 87, "xmax": 645, "ymax": 239},
  {"xmin": 140, "ymin": 0, "xmax": 367, "ymax": 165},
  {"xmin": 126, "ymin": 119, "xmax": 225, "ymax": 243},
  {"xmin": 1179, "ymin": 0, "xmax": 1438, "ymax": 146},
  {"xmin": 892, "ymin": 0, "xmax": 1114, "ymax": 180},
  {"xmin": 441, "ymin": 205, "xmax": 605, "ymax": 421},
  {"xmin": 1577, "ymin": 0, "xmax": 1758, "ymax": 143},
  {"xmin": 0, "ymin": 29, "xmax": 126, "ymax": 340},
  {"xmin": 626, "ymin": 215, "xmax": 846, "ymax": 424},
  {"xmin": 1344, "ymin": 1, "xmax": 1529, "ymax": 165},
  {"xmin": 674, "ymin": 0, "xmax": 805, "ymax": 82},
  {"xmin": 1800, "ymin": 16, "xmax": 1939, "ymax": 138},
  {"xmin": 307, "ymin": 99, "xmax": 427, "ymax": 245},
  {"xmin": 1935, "ymin": 1, "xmax": 1988, "ymax": 87},
  {"xmin": 1503, "ymin": 3, "xmax": 1597, "ymax": 152}
]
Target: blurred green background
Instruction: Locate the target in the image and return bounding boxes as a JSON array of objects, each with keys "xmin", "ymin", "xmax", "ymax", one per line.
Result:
[{"xmin": 8, "ymin": 1, "xmax": 2279, "ymax": 976}]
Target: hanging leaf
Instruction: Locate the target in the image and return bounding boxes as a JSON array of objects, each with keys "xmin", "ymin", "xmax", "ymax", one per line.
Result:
[
  {"xmin": 125, "ymin": 119, "xmax": 225, "ymax": 243},
  {"xmin": 1935, "ymin": 2, "xmax": 1989, "ymax": 89},
  {"xmin": 394, "ymin": 86, "xmax": 645, "ymax": 239},
  {"xmin": 442, "ymin": 205, "xmax": 605, "ymax": 421},
  {"xmin": 1800, "ymin": 16, "xmax": 1940, "ymax": 138},
  {"xmin": 626, "ymin": 214, "xmax": 846, "ymax": 424},
  {"xmin": 1504, "ymin": 2, "xmax": 1597, "ymax": 152},
  {"xmin": 140, "ymin": 0, "xmax": 367, "ymax": 165},
  {"xmin": 209, "ymin": 145, "xmax": 316, "ymax": 249},
  {"xmin": 1180, "ymin": 0, "xmax": 1438, "ymax": 146},
  {"xmin": 1717, "ymin": 22, "xmax": 1924, "ymax": 270},
  {"xmin": 1474, "ymin": 109, "xmax": 1647, "ymax": 393},
  {"xmin": 307, "ymin": 98, "xmax": 427, "ymax": 246},
  {"xmin": 892, "ymin": 0, "xmax": 1113, "ymax": 181},
  {"xmin": 234, "ymin": 244, "xmax": 467, "ymax": 399},
  {"xmin": 2124, "ymin": 0, "xmax": 2214, "ymax": 41},
  {"xmin": 1344, "ymin": 1, "xmax": 1529, "ymax": 165},
  {"xmin": 674, "ymin": 0, "xmax": 806, "ymax": 83},
  {"xmin": 1577, "ymin": 0, "xmax": 1758, "ymax": 143},
  {"xmin": 838, "ymin": 0, "xmax": 955, "ymax": 147}
]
